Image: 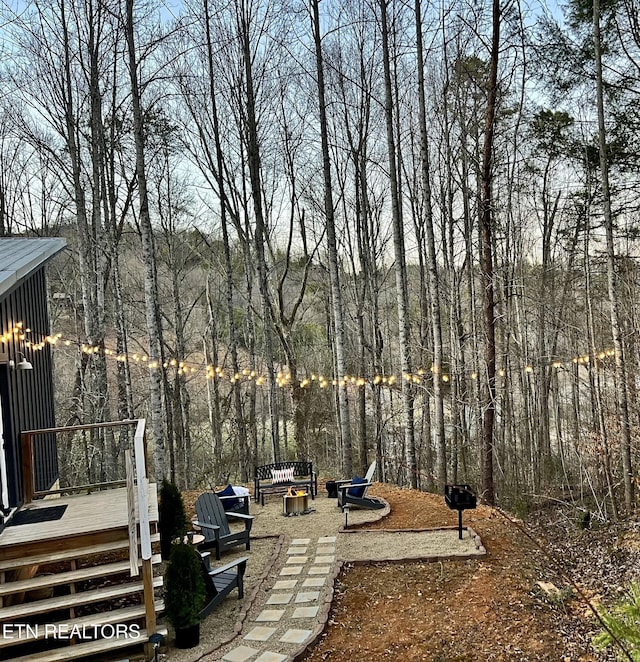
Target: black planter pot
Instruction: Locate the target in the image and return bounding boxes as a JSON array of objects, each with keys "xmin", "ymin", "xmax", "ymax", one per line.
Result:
[{"xmin": 174, "ymin": 623, "xmax": 200, "ymax": 649}]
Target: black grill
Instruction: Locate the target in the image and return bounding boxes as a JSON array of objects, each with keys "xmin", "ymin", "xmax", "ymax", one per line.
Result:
[{"xmin": 444, "ymin": 484, "xmax": 477, "ymax": 539}]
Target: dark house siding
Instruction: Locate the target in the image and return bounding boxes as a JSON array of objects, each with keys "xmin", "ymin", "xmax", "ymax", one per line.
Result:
[{"xmin": 0, "ymin": 267, "xmax": 58, "ymax": 508}]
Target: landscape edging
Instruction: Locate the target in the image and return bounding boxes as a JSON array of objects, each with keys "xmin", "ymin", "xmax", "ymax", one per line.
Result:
[
  {"xmin": 192, "ymin": 533, "xmax": 285, "ymax": 662},
  {"xmin": 288, "ymin": 525, "xmax": 486, "ymax": 661}
]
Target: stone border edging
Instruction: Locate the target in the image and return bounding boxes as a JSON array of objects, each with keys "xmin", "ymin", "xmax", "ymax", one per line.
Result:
[
  {"xmin": 289, "ymin": 560, "xmax": 345, "ymax": 662},
  {"xmin": 288, "ymin": 525, "xmax": 486, "ymax": 661},
  {"xmin": 193, "ymin": 533, "xmax": 285, "ymax": 662}
]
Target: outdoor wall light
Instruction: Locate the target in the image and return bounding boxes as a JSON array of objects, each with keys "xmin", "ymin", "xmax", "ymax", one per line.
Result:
[{"xmin": 9, "ymin": 352, "xmax": 33, "ymax": 370}]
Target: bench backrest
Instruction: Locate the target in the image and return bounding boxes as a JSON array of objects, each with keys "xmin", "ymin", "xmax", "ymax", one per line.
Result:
[{"xmin": 255, "ymin": 461, "xmax": 313, "ymax": 480}]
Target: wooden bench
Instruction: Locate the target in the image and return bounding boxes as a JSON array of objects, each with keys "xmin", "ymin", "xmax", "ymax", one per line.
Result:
[{"xmin": 254, "ymin": 461, "xmax": 317, "ymax": 505}]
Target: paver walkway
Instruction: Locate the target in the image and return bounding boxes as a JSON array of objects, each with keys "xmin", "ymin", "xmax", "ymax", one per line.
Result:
[{"xmin": 221, "ymin": 536, "xmax": 337, "ymax": 662}]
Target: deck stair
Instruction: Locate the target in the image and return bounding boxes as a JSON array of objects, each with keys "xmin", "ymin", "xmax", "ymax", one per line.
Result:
[
  {"xmin": 6, "ymin": 627, "xmax": 168, "ymax": 662},
  {"xmin": 0, "ymin": 528, "xmax": 164, "ymax": 661}
]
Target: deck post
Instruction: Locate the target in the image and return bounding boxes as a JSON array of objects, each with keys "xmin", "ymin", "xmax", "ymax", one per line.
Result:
[
  {"xmin": 142, "ymin": 557, "xmax": 157, "ymax": 657},
  {"xmin": 134, "ymin": 419, "xmax": 158, "ymax": 652},
  {"xmin": 20, "ymin": 432, "xmax": 34, "ymax": 504},
  {"xmin": 125, "ymin": 450, "xmax": 139, "ymax": 576}
]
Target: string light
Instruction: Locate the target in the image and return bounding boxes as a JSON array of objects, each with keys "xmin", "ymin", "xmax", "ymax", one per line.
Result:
[{"xmin": 0, "ymin": 320, "xmax": 625, "ymax": 394}]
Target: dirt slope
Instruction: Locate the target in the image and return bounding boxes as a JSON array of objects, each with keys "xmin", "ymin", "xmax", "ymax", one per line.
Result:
[{"xmin": 301, "ymin": 484, "xmax": 621, "ymax": 662}]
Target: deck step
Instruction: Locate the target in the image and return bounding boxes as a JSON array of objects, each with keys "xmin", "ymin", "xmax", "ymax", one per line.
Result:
[
  {"xmin": 7, "ymin": 627, "xmax": 168, "ymax": 662},
  {"xmin": 0, "ymin": 576, "xmax": 163, "ymax": 621},
  {"xmin": 0, "ymin": 600, "xmax": 164, "ymax": 649},
  {"xmin": 0, "ymin": 554, "xmax": 162, "ymax": 598},
  {"xmin": 0, "ymin": 533, "xmax": 160, "ymax": 572}
]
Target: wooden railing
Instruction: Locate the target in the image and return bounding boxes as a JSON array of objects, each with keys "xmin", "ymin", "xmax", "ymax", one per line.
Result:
[
  {"xmin": 20, "ymin": 418, "xmax": 156, "ymax": 636},
  {"xmin": 20, "ymin": 419, "xmax": 143, "ymax": 503},
  {"xmin": 132, "ymin": 418, "xmax": 156, "ymax": 637}
]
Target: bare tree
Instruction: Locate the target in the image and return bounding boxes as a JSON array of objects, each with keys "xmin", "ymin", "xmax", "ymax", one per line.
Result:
[
  {"xmin": 311, "ymin": 0, "xmax": 354, "ymax": 475},
  {"xmin": 123, "ymin": 0, "xmax": 167, "ymax": 479},
  {"xmin": 593, "ymin": 0, "xmax": 634, "ymax": 511},
  {"xmin": 379, "ymin": 0, "xmax": 417, "ymax": 488},
  {"xmin": 479, "ymin": 0, "xmax": 501, "ymax": 505},
  {"xmin": 414, "ymin": 0, "xmax": 446, "ymax": 490}
]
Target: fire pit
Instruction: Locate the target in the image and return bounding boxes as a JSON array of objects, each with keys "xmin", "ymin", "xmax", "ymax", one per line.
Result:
[
  {"xmin": 283, "ymin": 488, "xmax": 310, "ymax": 516},
  {"xmin": 444, "ymin": 484, "xmax": 477, "ymax": 539}
]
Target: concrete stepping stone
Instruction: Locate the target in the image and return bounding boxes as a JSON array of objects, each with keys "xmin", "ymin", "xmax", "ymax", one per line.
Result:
[
  {"xmin": 255, "ymin": 653, "xmax": 288, "ymax": 662},
  {"xmin": 273, "ymin": 579, "xmax": 298, "ymax": 590},
  {"xmin": 256, "ymin": 609, "xmax": 286, "ymax": 622},
  {"xmin": 285, "ymin": 556, "xmax": 308, "ymax": 564},
  {"xmin": 316, "ymin": 546, "xmax": 335, "ymax": 555},
  {"xmin": 314, "ymin": 555, "xmax": 335, "ymax": 564},
  {"xmin": 266, "ymin": 592, "xmax": 293, "ymax": 605},
  {"xmin": 295, "ymin": 591, "xmax": 320, "ymax": 603},
  {"xmin": 222, "ymin": 645, "xmax": 259, "ymax": 661},
  {"xmin": 286, "ymin": 546, "xmax": 308, "ymax": 555},
  {"xmin": 279, "ymin": 628, "xmax": 313, "ymax": 644},
  {"xmin": 292, "ymin": 605, "xmax": 320, "ymax": 619},
  {"xmin": 244, "ymin": 626, "xmax": 277, "ymax": 642},
  {"xmin": 280, "ymin": 566, "xmax": 303, "ymax": 576},
  {"xmin": 302, "ymin": 577, "xmax": 326, "ymax": 588},
  {"xmin": 308, "ymin": 566, "xmax": 330, "ymax": 575},
  {"xmin": 291, "ymin": 538, "xmax": 311, "ymax": 545},
  {"xmin": 318, "ymin": 536, "xmax": 336, "ymax": 544}
]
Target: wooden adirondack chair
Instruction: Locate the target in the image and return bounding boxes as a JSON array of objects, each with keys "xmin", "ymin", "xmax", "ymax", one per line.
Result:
[
  {"xmin": 194, "ymin": 493, "xmax": 253, "ymax": 560},
  {"xmin": 198, "ymin": 551, "xmax": 248, "ymax": 619},
  {"xmin": 337, "ymin": 460, "xmax": 385, "ymax": 510}
]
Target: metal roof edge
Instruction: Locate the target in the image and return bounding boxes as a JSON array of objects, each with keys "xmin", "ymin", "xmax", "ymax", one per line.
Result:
[{"xmin": 0, "ymin": 237, "xmax": 67, "ymax": 300}]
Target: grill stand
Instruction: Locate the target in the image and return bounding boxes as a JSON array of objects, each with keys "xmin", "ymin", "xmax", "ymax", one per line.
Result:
[{"xmin": 444, "ymin": 484, "xmax": 477, "ymax": 541}]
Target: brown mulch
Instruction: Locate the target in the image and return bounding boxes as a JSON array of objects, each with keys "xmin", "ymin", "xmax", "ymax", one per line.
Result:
[{"xmin": 301, "ymin": 484, "xmax": 615, "ymax": 662}]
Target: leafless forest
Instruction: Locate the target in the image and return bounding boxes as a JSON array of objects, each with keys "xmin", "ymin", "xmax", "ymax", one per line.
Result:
[{"xmin": 1, "ymin": 0, "xmax": 639, "ymax": 519}]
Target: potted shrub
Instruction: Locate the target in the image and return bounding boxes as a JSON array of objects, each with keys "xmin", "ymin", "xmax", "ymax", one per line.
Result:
[
  {"xmin": 159, "ymin": 479, "xmax": 188, "ymax": 560},
  {"xmin": 164, "ymin": 541, "xmax": 207, "ymax": 648}
]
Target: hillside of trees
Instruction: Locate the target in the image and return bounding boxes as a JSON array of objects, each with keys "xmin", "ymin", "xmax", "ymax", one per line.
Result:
[{"xmin": 1, "ymin": 0, "xmax": 639, "ymax": 519}]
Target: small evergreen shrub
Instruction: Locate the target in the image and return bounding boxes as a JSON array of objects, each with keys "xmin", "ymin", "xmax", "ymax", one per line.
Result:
[
  {"xmin": 164, "ymin": 541, "xmax": 206, "ymax": 630},
  {"xmin": 593, "ymin": 582, "xmax": 640, "ymax": 661},
  {"xmin": 159, "ymin": 479, "xmax": 188, "ymax": 560},
  {"xmin": 576, "ymin": 509, "xmax": 591, "ymax": 530}
]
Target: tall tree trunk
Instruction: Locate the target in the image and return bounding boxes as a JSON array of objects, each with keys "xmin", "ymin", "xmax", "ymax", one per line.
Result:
[
  {"xmin": 311, "ymin": 0, "xmax": 353, "ymax": 475},
  {"xmin": 379, "ymin": 0, "xmax": 417, "ymax": 488},
  {"xmin": 593, "ymin": 0, "xmax": 634, "ymax": 511},
  {"xmin": 415, "ymin": 0, "xmax": 446, "ymax": 489},
  {"xmin": 238, "ymin": 1, "xmax": 280, "ymax": 462},
  {"xmin": 203, "ymin": 0, "xmax": 249, "ymax": 477},
  {"xmin": 205, "ymin": 279, "xmax": 223, "ymax": 482},
  {"xmin": 479, "ymin": 0, "xmax": 501, "ymax": 506},
  {"xmin": 584, "ymin": 187, "xmax": 619, "ymax": 519},
  {"xmin": 123, "ymin": 0, "xmax": 167, "ymax": 479}
]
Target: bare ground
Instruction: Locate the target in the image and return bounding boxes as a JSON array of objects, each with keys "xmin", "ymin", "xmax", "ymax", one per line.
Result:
[
  {"xmin": 171, "ymin": 484, "xmax": 640, "ymax": 662},
  {"xmin": 303, "ymin": 484, "xmax": 640, "ymax": 662}
]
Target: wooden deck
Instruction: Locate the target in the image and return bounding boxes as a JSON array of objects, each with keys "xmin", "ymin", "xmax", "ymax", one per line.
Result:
[
  {"xmin": 0, "ymin": 420, "xmax": 162, "ymax": 661},
  {"xmin": 0, "ymin": 486, "xmax": 158, "ymax": 561}
]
